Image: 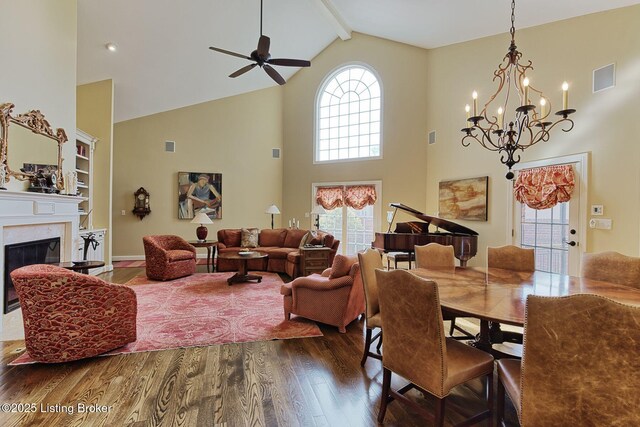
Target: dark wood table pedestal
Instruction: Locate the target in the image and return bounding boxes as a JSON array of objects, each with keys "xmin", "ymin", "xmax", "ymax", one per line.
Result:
[{"xmin": 217, "ymin": 252, "xmax": 268, "ymax": 286}]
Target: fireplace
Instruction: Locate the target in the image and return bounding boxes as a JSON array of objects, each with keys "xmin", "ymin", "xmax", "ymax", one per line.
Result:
[{"xmin": 4, "ymin": 237, "xmax": 61, "ymax": 314}]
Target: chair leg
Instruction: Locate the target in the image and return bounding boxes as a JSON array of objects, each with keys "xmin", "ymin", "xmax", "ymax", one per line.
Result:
[
  {"xmin": 487, "ymin": 372, "xmax": 494, "ymax": 425},
  {"xmin": 378, "ymin": 368, "xmax": 392, "ymax": 423},
  {"xmin": 496, "ymin": 375, "xmax": 505, "ymax": 427},
  {"xmin": 434, "ymin": 396, "xmax": 446, "ymax": 427},
  {"xmin": 361, "ymin": 327, "xmax": 372, "ymax": 366},
  {"xmin": 376, "ymin": 330, "xmax": 383, "ymax": 353},
  {"xmin": 449, "ymin": 317, "xmax": 456, "ymax": 336}
]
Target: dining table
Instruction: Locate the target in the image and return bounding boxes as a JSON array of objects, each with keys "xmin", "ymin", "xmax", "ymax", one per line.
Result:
[{"xmin": 411, "ymin": 266, "xmax": 640, "ymax": 357}]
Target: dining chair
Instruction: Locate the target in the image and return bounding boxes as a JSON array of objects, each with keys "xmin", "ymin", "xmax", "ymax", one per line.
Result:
[
  {"xmin": 414, "ymin": 243, "xmax": 474, "ymax": 340},
  {"xmin": 581, "ymin": 251, "xmax": 640, "ymax": 288},
  {"xmin": 497, "ymin": 294, "xmax": 640, "ymax": 426},
  {"xmin": 487, "ymin": 245, "xmax": 534, "ymax": 345},
  {"xmin": 376, "ymin": 269, "xmax": 494, "ymax": 425},
  {"xmin": 357, "ymin": 248, "xmax": 384, "ymax": 366}
]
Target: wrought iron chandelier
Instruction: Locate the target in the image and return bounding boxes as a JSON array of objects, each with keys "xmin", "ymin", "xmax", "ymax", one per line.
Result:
[{"xmin": 461, "ymin": 0, "xmax": 576, "ymax": 179}]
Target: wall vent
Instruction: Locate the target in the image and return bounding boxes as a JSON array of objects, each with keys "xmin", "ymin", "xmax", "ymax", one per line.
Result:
[
  {"xmin": 428, "ymin": 130, "xmax": 437, "ymax": 145},
  {"xmin": 272, "ymin": 148, "xmax": 281, "ymax": 158},
  {"xmin": 165, "ymin": 140, "xmax": 176, "ymax": 153},
  {"xmin": 593, "ymin": 63, "xmax": 615, "ymax": 93}
]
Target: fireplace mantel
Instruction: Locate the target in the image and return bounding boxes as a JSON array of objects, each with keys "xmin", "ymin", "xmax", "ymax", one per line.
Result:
[{"xmin": 0, "ymin": 190, "xmax": 83, "ymax": 338}]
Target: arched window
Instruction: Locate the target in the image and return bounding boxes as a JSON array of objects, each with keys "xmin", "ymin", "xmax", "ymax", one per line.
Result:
[{"xmin": 315, "ymin": 64, "xmax": 382, "ymax": 162}]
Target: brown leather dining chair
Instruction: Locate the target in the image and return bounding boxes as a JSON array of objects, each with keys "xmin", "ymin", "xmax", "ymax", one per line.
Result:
[
  {"xmin": 376, "ymin": 269, "xmax": 494, "ymax": 426},
  {"xmin": 497, "ymin": 294, "xmax": 640, "ymax": 426},
  {"xmin": 357, "ymin": 248, "xmax": 384, "ymax": 366},
  {"xmin": 487, "ymin": 245, "xmax": 534, "ymax": 345},
  {"xmin": 581, "ymin": 251, "xmax": 640, "ymax": 288},
  {"xmin": 414, "ymin": 243, "xmax": 473, "ymax": 340}
]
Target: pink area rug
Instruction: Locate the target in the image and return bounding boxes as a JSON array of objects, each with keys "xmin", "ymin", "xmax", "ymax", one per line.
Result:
[
  {"xmin": 10, "ymin": 272, "xmax": 322, "ymax": 365},
  {"xmin": 114, "ymin": 259, "xmax": 210, "ymax": 268}
]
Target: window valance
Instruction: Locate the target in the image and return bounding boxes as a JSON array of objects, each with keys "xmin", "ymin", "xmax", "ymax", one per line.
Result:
[
  {"xmin": 316, "ymin": 185, "xmax": 377, "ymax": 210},
  {"xmin": 514, "ymin": 165, "xmax": 575, "ymax": 210}
]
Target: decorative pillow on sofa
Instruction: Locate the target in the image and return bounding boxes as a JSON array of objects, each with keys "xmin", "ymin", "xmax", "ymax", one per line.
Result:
[
  {"xmin": 240, "ymin": 228, "xmax": 259, "ymax": 248},
  {"xmin": 329, "ymin": 254, "xmax": 355, "ymax": 279},
  {"xmin": 220, "ymin": 229, "xmax": 242, "ymax": 247},
  {"xmin": 299, "ymin": 230, "xmax": 318, "ymax": 248}
]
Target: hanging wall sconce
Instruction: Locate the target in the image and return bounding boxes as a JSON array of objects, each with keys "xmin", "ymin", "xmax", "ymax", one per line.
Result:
[{"xmin": 133, "ymin": 187, "xmax": 151, "ymax": 220}]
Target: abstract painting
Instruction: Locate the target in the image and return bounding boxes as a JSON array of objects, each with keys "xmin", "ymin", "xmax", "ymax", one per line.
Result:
[
  {"xmin": 178, "ymin": 172, "xmax": 222, "ymax": 220},
  {"xmin": 438, "ymin": 176, "xmax": 488, "ymax": 221}
]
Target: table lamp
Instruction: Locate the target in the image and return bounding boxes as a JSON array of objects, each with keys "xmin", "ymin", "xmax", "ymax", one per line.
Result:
[
  {"xmin": 265, "ymin": 204, "xmax": 280, "ymax": 229},
  {"xmin": 191, "ymin": 211, "xmax": 213, "ymax": 241}
]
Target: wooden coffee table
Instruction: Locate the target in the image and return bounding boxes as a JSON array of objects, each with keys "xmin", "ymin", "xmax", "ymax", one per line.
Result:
[{"xmin": 217, "ymin": 252, "xmax": 268, "ymax": 285}]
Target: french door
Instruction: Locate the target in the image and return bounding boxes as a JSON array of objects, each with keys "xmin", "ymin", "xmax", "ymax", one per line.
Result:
[
  {"xmin": 313, "ymin": 181, "xmax": 381, "ymax": 256},
  {"xmin": 511, "ymin": 155, "xmax": 587, "ymax": 276}
]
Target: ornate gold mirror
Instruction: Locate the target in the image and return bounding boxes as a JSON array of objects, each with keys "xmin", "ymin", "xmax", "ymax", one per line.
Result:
[{"xmin": 0, "ymin": 102, "xmax": 66, "ymax": 192}]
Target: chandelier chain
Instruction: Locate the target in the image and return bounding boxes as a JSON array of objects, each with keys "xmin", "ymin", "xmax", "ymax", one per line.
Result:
[{"xmin": 510, "ymin": 0, "xmax": 516, "ymax": 41}]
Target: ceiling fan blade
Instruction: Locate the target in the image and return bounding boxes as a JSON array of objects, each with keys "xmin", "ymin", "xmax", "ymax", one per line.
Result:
[
  {"xmin": 268, "ymin": 58, "xmax": 311, "ymax": 67},
  {"xmin": 229, "ymin": 63, "xmax": 257, "ymax": 78},
  {"xmin": 257, "ymin": 35, "xmax": 270, "ymax": 58},
  {"xmin": 263, "ymin": 64, "xmax": 286, "ymax": 85},
  {"xmin": 209, "ymin": 46, "xmax": 251, "ymax": 61}
]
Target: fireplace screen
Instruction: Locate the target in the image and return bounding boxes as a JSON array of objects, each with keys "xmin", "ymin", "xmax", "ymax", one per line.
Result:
[{"xmin": 4, "ymin": 237, "xmax": 60, "ymax": 313}]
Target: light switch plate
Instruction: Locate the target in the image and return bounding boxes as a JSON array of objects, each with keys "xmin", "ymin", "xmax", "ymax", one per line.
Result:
[
  {"xmin": 591, "ymin": 205, "xmax": 603, "ymax": 215},
  {"xmin": 589, "ymin": 218, "xmax": 612, "ymax": 229}
]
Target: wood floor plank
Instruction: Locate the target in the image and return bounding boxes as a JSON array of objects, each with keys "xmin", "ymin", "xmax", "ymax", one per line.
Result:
[{"xmin": 0, "ymin": 266, "xmax": 519, "ymax": 426}]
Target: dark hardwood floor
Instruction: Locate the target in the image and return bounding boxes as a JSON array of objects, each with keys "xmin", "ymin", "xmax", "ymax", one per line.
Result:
[{"xmin": 0, "ymin": 266, "xmax": 518, "ymax": 426}]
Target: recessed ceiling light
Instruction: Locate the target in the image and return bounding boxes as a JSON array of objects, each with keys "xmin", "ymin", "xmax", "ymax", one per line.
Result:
[{"xmin": 105, "ymin": 43, "xmax": 117, "ymax": 52}]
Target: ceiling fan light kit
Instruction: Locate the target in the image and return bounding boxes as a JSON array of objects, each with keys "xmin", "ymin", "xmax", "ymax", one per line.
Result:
[{"xmin": 208, "ymin": 0, "xmax": 311, "ymax": 85}]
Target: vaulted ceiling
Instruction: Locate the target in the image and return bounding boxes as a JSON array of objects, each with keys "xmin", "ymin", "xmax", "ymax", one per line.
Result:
[{"xmin": 77, "ymin": 0, "xmax": 640, "ymax": 122}]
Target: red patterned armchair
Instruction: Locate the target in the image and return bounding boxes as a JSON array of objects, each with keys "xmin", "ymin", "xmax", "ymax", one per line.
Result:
[
  {"xmin": 143, "ymin": 235, "xmax": 197, "ymax": 281},
  {"xmin": 10, "ymin": 264, "xmax": 137, "ymax": 363},
  {"xmin": 280, "ymin": 254, "xmax": 365, "ymax": 333}
]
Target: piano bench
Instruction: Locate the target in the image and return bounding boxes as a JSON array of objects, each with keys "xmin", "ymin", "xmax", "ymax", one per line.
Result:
[{"xmin": 387, "ymin": 252, "xmax": 415, "ymax": 270}]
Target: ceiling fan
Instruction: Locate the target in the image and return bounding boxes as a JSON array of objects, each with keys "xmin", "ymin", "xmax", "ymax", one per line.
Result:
[{"xmin": 208, "ymin": 0, "xmax": 311, "ymax": 85}]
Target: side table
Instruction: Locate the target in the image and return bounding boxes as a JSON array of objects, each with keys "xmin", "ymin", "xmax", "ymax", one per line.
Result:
[
  {"xmin": 57, "ymin": 261, "xmax": 106, "ymax": 275},
  {"xmin": 300, "ymin": 246, "xmax": 331, "ymax": 276},
  {"xmin": 188, "ymin": 240, "xmax": 218, "ymax": 273}
]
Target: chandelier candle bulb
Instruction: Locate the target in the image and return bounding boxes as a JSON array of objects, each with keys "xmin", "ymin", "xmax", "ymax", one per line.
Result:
[
  {"xmin": 497, "ymin": 107, "xmax": 504, "ymax": 128},
  {"xmin": 472, "ymin": 91, "xmax": 478, "ymax": 116},
  {"xmin": 522, "ymin": 78, "xmax": 530, "ymax": 106},
  {"xmin": 465, "ymin": 104, "xmax": 471, "ymax": 121},
  {"xmin": 562, "ymin": 82, "xmax": 569, "ymax": 110},
  {"xmin": 540, "ymin": 98, "xmax": 548, "ymax": 117}
]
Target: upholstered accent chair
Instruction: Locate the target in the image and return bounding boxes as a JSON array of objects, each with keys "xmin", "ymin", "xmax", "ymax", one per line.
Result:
[
  {"xmin": 376, "ymin": 269, "xmax": 494, "ymax": 425},
  {"xmin": 10, "ymin": 264, "xmax": 137, "ymax": 363},
  {"xmin": 581, "ymin": 251, "xmax": 640, "ymax": 288},
  {"xmin": 280, "ymin": 255, "xmax": 365, "ymax": 333},
  {"xmin": 415, "ymin": 243, "xmax": 474, "ymax": 340},
  {"xmin": 143, "ymin": 235, "xmax": 197, "ymax": 281},
  {"xmin": 357, "ymin": 248, "xmax": 384, "ymax": 366},
  {"xmin": 487, "ymin": 245, "xmax": 535, "ymax": 272},
  {"xmin": 497, "ymin": 294, "xmax": 640, "ymax": 426}
]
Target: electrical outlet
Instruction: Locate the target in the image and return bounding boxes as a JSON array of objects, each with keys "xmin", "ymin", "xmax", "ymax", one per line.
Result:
[{"xmin": 121, "ymin": 210, "xmax": 126, "ymax": 216}]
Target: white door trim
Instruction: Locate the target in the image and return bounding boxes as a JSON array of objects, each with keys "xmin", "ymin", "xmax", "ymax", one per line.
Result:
[{"xmin": 506, "ymin": 152, "xmax": 590, "ymax": 273}]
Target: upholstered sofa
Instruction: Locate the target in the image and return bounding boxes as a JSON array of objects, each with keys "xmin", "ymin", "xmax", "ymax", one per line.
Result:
[{"xmin": 216, "ymin": 228, "xmax": 340, "ymax": 278}]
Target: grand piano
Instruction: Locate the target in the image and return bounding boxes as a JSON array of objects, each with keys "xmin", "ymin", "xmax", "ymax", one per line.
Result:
[{"xmin": 373, "ymin": 203, "xmax": 478, "ymax": 266}]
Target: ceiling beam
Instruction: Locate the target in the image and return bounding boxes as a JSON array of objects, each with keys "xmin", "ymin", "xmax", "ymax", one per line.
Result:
[{"xmin": 311, "ymin": 0, "xmax": 352, "ymax": 40}]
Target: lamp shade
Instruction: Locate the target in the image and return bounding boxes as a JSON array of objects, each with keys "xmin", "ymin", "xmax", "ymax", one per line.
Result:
[
  {"xmin": 265, "ymin": 204, "xmax": 280, "ymax": 215},
  {"xmin": 190, "ymin": 212, "xmax": 213, "ymax": 225}
]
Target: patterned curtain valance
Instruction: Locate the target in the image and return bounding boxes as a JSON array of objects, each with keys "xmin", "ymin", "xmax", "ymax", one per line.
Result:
[
  {"xmin": 344, "ymin": 185, "xmax": 377, "ymax": 210},
  {"xmin": 315, "ymin": 185, "xmax": 377, "ymax": 210},
  {"xmin": 514, "ymin": 165, "xmax": 575, "ymax": 210},
  {"xmin": 316, "ymin": 186, "xmax": 344, "ymax": 210}
]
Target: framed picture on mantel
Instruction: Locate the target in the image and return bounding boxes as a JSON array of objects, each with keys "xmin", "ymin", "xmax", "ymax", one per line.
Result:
[{"xmin": 438, "ymin": 176, "xmax": 488, "ymax": 221}]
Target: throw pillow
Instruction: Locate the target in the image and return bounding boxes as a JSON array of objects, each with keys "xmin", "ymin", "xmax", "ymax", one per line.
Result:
[
  {"xmin": 299, "ymin": 230, "xmax": 317, "ymax": 248},
  {"xmin": 240, "ymin": 228, "xmax": 259, "ymax": 248},
  {"xmin": 329, "ymin": 254, "xmax": 353, "ymax": 279}
]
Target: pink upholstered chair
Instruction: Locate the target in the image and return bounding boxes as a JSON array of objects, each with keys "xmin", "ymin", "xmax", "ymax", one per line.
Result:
[
  {"xmin": 280, "ymin": 254, "xmax": 365, "ymax": 333},
  {"xmin": 143, "ymin": 235, "xmax": 197, "ymax": 281},
  {"xmin": 10, "ymin": 264, "xmax": 137, "ymax": 363}
]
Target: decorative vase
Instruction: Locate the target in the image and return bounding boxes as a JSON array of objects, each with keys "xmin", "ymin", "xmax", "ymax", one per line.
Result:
[{"xmin": 196, "ymin": 225, "xmax": 208, "ymax": 241}]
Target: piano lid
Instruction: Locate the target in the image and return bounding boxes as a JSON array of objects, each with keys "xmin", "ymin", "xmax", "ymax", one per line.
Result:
[{"xmin": 389, "ymin": 203, "xmax": 479, "ymax": 236}]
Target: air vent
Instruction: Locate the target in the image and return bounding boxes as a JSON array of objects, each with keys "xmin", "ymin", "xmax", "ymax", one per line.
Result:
[
  {"xmin": 428, "ymin": 131, "xmax": 436, "ymax": 145},
  {"xmin": 593, "ymin": 63, "xmax": 615, "ymax": 93},
  {"xmin": 165, "ymin": 141, "xmax": 176, "ymax": 153},
  {"xmin": 272, "ymin": 148, "xmax": 281, "ymax": 158}
]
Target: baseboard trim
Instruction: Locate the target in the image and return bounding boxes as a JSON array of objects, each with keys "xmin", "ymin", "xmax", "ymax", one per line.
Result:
[{"xmin": 113, "ymin": 255, "xmax": 210, "ymax": 261}]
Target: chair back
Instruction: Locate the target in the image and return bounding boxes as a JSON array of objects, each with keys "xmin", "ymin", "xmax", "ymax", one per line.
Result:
[
  {"xmin": 521, "ymin": 294, "xmax": 640, "ymax": 426},
  {"xmin": 581, "ymin": 251, "xmax": 640, "ymax": 289},
  {"xmin": 487, "ymin": 245, "xmax": 535, "ymax": 272},
  {"xmin": 415, "ymin": 243, "xmax": 455, "ymax": 269},
  {"xmin": 376, "ymin": 269, "xmax": 447, "ymax": 397},
  {"xmin": 358, "ymin": 248, "xmax": 383, "ymax": 319}
]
